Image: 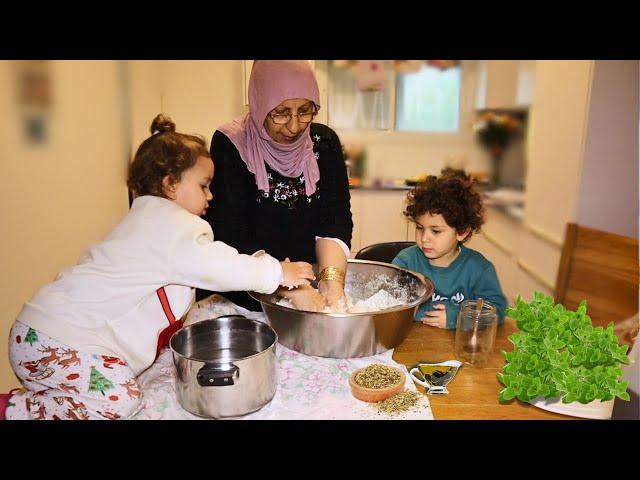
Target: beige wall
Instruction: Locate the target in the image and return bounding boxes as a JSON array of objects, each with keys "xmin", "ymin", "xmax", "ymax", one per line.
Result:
[
  {"xmin": 161, "ymin": 60, "xmax": 244, "ymax": 147},
  {"xmin": 524, "ymin": 60, "xmax": 594, "ymax": 244},
  {"xmin": 577, "ymin": 60, "xmax": 639, "ymax": 238},
  {"xmin": 128, "ymin": 60, "xmax": 243, "ymax": 155},
  {"xmin": 468, "ymin": 61, "xmax": 601, "ymax": 306},
  {"xmin": 127, "ymin": 61, "xmax": 164, "ymax": 157},
  {"xmin": 0, "ymin": 61, "xmax": 130, "ymax": 390},
  {"xmin": 518, "ymin": 61, "xmax": 594, "ymax": 291}
]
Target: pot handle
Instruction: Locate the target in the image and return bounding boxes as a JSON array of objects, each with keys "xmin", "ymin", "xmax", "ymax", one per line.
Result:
[{"xmin": 197, "ymin": 363, "xmax": 239, "ymax": 387}]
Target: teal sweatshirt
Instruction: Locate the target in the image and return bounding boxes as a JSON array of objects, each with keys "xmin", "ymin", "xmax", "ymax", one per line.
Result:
[{"xmin": 392, "ymin": 244, "xmax": 507, "ymax": 329}]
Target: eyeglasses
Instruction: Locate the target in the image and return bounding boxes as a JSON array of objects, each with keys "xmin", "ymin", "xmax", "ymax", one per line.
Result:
[{"xmin": 268, "ymin": 107, "xmax": 318, "ymax": 125}]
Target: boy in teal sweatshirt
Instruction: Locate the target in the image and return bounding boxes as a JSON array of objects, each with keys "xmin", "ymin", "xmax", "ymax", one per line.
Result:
[{"xmin": 393, "ymin": 169, "xmax": 507, "ymax": 329}]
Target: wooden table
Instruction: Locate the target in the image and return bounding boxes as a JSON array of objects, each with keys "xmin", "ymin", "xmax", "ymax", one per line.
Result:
[{"xmin": 392, "ymin": 318, "xmax": 575, "ymax": 419}]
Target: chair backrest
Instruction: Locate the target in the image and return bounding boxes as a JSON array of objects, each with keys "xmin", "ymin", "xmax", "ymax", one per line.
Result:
[
  {"xmin": 555, "ymin": 223, "xmax": 639, "ymax": 329},
  {"xmin": 355, "ymin": 241, "xmax": 415, "ymax": 264}
]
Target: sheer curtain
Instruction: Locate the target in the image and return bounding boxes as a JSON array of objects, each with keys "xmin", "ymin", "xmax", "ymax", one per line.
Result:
[{"xmin": 327, "ymin": 62, "xmax": 393, "ymax": 130}]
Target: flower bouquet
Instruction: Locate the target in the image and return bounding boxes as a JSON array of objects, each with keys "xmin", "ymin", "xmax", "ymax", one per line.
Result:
[{"xmin": 472, "ymin": 111, "xmax": 523, "ymax": 187}]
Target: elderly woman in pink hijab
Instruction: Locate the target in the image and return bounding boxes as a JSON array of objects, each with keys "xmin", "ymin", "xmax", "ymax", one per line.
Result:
[{"xmin": 198, "ymin": 60, "xmax": 352, "ymax": 312}]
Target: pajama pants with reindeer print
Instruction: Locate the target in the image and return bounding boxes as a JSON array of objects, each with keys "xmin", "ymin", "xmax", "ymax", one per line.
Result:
[{"xmin": 6, "ymin": 321, "xmax": 143, "ymax": 420}]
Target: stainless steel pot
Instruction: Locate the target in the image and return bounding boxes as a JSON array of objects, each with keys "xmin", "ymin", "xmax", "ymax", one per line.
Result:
[
  {"xmin": 250, "ymin": 259, "xmax": 434, "ymax": 358},
  {"xmin": 170, "ymin": 315, "xmax": 277, "ymax": 418}
]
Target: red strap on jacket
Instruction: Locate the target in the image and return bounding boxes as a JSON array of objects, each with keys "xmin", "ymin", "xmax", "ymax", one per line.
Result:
[{"xmin": 155, "ymin": 287, "xmax": 184, "ymax": 359}]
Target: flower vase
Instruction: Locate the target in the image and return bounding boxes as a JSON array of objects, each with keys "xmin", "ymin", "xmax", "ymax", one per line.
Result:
[{"xmin": 489, "ymin": 153, "xmax": 503, "ymax": 189}]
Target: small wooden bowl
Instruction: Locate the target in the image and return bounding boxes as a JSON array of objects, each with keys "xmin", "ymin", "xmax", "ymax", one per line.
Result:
[{"xmin": 348, "ymin": 366, "xmax": 405, "ymax": 403}]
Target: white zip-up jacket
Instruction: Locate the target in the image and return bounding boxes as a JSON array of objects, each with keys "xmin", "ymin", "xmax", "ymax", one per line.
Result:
[{"xmin": 17, "ymin": 195, "xmax": 283, "ymax": 375}]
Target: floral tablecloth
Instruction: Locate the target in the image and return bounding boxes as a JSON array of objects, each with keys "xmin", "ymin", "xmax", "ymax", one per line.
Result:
[{"xmin": 132, "ymin": 295, "xmax": 433, "ymax": 420}]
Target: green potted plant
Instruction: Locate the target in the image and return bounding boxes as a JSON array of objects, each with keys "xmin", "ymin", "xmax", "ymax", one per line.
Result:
[{"xmin": 497, "ymin": 292, "xmax": 631, "ymax": 419}]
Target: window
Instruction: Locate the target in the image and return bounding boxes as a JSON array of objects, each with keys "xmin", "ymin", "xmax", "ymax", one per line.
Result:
[
  {"xmin": 327, "ymin": 61, "xmax": 461, "ymax": 133},
  {"xmin": 395, "ymin": 65, "xmax": 460, "ymax": 132}
]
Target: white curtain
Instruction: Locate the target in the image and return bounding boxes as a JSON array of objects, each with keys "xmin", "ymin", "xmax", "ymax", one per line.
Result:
[{"xmin": 327, "ymin": 62, "xmax": 393, "ymax": 130}]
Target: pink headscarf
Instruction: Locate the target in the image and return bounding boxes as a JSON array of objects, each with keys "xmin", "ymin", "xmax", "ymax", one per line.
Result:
[{"xmin": 218, "ymin": 60, "xmax": 321, "ymax": 196}]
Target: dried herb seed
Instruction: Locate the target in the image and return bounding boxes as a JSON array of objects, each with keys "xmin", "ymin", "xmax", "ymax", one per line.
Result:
[
  {"xmin": 354, "ymin": 364, "xmax": 402, "ymax": 389},
  {"xmin": 376, "ymin": 391, "xmax": 421, "ymax": 415}
]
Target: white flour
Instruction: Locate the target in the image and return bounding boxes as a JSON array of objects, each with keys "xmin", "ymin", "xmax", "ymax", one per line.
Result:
[
  {"xmin": 350, "ymin": 289, "xmax": 403, "ymax": 313},
  {"xmin": 276, "ymin": 288, "xmax": 404, "ymax": 314}
]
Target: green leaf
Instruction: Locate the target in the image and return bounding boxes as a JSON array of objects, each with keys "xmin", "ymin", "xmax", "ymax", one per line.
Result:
[
  {"xmin": 600, "ymin": 393, "xmax": 614, "ymax": 402},
  {"xmin": 617, "ymin": 391, "xmax": 631, "ymax": 401},
  {"xmin": 527, "ymin": 384, "xmax": 540, "ymax": 398},
  {"xmin": 584, "ymin": 385, "xmax": 598, "ymax": 403},
  {"xmin": 497, "ymin": 373, "xmax": 510, "ymax": 387},
  {"xmin": 569, "ymin": 317, "xmax": 580, "ymax": 331},
  {"xmin": 615, "ymin": 380, "xmax": 630, "ymax": 395},
  {"xmin": 517, "ymin": 391, "xmax": 534, "ymax": 403},
  {"xmin": 551, "ymin": 370, "xmax": 565, "ymax": 385},
  {"xmin": 577, "ymin": 300, "xmax": 587, "ymax": 316},
  {"xmin": 503, "ymin": 387, "xmax": 518, "ymax": 401}
]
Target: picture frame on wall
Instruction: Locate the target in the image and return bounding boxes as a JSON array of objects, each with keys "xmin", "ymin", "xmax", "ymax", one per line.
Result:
[{"xmin": 15, "ymin": 60, "xmax": 52, "ymax": 144}]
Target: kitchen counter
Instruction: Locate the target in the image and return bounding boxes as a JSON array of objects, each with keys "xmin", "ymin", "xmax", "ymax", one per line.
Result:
[
  {"xmin": 393, "ymin": 318, "xmax": 575, "ymax": 420},
  {"xmin": 485, "ymin": 202, "xmax": 525, "ymax": 222},
  {"xmin": 349, "ymin": 178, "xmax": 413, "ymax": 191},
  {"xmin": 482, "ymin": 187, "xmax": 525, "ymax": 222},
  {"xmin": 349, "ymin": 185, "xmax": 413, "ymax": 192}
]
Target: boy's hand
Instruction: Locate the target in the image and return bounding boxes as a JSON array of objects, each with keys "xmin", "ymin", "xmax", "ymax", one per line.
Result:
[
  {"xmin": 420, "ymin": 303, "xmax": 447, "ymax": 329},
  {"xmin": 280, "ymin": 258, "xmax": 315, "ymax": 288},
  {"xmin": 318, "ymin": 279, "xmax": 345, "ymax": 307}
]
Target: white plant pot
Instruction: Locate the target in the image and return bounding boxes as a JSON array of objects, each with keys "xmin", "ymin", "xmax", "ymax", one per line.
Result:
[{"xmin": 529, "ymin": 396, "xmax": 614, "ymax": 420}]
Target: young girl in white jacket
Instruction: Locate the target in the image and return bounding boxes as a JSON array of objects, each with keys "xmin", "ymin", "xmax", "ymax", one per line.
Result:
[{"xmin": 2, "ymin": 114, "xmax": 314, "ymax": 420}]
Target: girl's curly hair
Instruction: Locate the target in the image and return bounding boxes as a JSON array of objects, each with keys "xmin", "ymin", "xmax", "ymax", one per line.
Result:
[
  {"xmin": 127, "ymin": 113, "xmax": 210, "ymax": 198},
  {"xmin": 404, "ymin": 168, "xmax": 485, "ymax": 243}
]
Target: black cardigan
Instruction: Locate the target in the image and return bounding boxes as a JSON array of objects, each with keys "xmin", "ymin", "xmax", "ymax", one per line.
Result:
[{"xmin": 197, "ymin": 123, "xmax": 353, "ymax": 310}]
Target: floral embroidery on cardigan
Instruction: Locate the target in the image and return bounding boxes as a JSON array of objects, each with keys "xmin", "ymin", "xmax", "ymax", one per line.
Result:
[{"xmin": 256, "ymin": 134, "xmax": 323, "ymax": 209}]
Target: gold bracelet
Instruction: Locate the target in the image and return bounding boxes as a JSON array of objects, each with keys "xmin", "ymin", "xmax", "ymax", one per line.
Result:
[{"xmin": 319, "ymin": 266, "xmax": 345, "ymax": 285}]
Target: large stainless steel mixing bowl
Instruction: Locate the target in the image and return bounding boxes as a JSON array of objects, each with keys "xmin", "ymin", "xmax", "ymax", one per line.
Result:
[{"xmin": 250, "ymin": 259, "xmax": 434, "ymax": 358}]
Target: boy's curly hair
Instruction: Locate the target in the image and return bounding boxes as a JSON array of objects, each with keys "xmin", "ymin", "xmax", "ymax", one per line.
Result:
[
  {"xmin": 127, "ymin": 113, "xmax": 210, "ymax": 198},
  {"xmin": 403, "ymin": 168, "xmax": 485, "ymax": 243}
]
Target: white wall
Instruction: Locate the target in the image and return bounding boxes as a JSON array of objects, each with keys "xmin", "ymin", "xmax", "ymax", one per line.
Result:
[
  {"xmin": 576, "ymin": 60, "xmax": 639, "ymax": 238},
  {"xmin": 0, "ymin": 61, "xmax": 130, "ymax": 391}
]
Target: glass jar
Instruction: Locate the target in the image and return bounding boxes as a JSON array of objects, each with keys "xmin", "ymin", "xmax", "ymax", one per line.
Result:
[{"xmin": 454, "ymin": 299, "xmax": 498, "ymax": 367}]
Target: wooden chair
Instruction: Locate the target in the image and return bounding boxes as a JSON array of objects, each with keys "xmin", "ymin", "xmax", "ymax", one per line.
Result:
[
  {"xmin": 555, "ymin": 223, "xmax": 639, "ymax": 329},
  {"xmin": 355, "ymin": 241, "xmax": 415, "ymax": 264}
]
